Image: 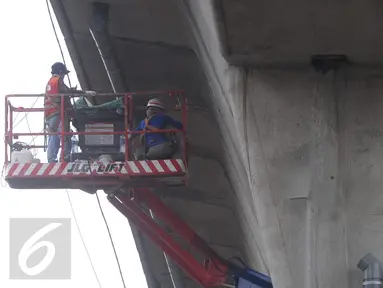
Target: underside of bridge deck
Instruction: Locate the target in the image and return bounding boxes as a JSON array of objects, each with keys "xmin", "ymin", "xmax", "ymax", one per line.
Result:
[{"xmin": 52, "ymin": 1, "xmax": 383, "ymax": 287}]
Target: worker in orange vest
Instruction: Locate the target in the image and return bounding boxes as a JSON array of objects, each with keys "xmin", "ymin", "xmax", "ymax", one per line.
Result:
[{"xmin": 45, "ymin": 62, "xmax": 96, "ymax": 163}]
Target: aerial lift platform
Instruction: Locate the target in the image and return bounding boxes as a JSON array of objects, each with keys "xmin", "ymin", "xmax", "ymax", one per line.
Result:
[{"xmin": 3, "ymin": 91, "xmax": 273, "ymax": 288}]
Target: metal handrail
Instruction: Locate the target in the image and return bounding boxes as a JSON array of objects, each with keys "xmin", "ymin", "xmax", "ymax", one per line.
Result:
[
  {"xmin": 5, "ymin": 89, "xmax": 184, "ymax": 98},
  {"xmin": 4, "ymin": 91, "xmax": 188, "ymax": 167}
]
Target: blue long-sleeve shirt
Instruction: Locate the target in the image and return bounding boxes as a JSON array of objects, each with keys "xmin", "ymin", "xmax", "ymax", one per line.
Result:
[{"xmin": 135, "ymin": 114, "xmax": 183, "ymax": 148}]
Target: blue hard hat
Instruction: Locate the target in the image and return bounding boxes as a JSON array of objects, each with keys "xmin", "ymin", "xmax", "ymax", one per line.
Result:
[{"xmin": 51, "ymin": 62, "xmax": 70, "ymax": 74}]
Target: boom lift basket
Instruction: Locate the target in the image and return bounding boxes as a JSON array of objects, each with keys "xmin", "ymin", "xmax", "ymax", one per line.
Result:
[{"xmin": 3, "ymin": 91, "xmax": 188, "ymax": 192}]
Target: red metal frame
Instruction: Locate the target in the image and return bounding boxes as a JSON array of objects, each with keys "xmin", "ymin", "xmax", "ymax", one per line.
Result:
[
  {"xmin": 108, "ymin": 187, "xmax": 229, "ymax": 288},
  {"xmin": 4, "ymin": 91, "xmax": 188, "ymax": 167}
]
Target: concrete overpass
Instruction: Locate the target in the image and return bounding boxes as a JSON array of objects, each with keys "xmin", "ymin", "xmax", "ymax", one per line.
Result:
[{"xmin": 52, "ymin": 0, "xmax": 383, "ymax": 287}]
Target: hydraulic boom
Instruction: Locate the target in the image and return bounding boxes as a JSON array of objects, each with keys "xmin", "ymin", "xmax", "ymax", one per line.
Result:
[{"xmin": 107, "ymin": 187, "xmax": 273, "ymax": 288}]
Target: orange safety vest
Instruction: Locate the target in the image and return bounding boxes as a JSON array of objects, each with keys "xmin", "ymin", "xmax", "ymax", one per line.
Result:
[{"xmin": 44, "ymin": 75, "xmax": 60, "ymax": 119}]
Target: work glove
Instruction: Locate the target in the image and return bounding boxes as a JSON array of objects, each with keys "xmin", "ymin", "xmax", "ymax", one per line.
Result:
[{"xmin": 85, "ymin": 90, "xmax": 97, "ymax": 96}]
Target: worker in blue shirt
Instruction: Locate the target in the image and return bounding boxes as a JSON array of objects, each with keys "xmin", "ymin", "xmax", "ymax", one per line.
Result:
[{"xmin": 130, "ymin": 98, "xmax": 183, "ymax": 160}]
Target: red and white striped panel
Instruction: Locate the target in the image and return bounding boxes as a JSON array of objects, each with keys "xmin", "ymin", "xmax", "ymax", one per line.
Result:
[{"xmin": 5, "ymin": 159, "xmax": 186, "ymax": 178}]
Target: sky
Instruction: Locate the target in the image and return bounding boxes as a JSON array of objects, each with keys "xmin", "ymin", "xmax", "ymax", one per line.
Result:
[{"xmin": 0, "ymin": 1, "xmax": 148, "ymax": 287}]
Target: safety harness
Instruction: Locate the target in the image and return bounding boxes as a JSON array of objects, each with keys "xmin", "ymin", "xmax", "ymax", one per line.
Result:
[{"xmin": 140, "ymin": 114, "xmax": 176, "ymax": 149}]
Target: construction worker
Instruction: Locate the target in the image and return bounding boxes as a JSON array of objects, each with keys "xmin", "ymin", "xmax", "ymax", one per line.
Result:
[
  {"xmin": 130, "ymin": 98, "xmax": 183, "ymax": 160},
  {"xmin": 45, "ymin": 62, "xmax": 96, "ymax": 163}
]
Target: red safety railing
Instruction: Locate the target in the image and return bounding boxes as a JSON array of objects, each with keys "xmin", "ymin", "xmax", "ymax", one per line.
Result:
[{"xmin": 4, "ymin": 90, "xmax": 188, "ymax": 167}]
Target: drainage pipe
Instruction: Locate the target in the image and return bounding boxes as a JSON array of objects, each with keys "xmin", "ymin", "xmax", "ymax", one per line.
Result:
[{"xmin": 357, "ymin": 253, "xmax": 383, "ymax": 287}]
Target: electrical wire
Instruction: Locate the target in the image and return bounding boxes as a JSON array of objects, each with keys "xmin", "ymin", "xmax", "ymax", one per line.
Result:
[
  {"xmin": 11, "ymin": 96, "xmax": 40, "ymax": 126},
  {"xmin": 82, "ymin": 146, "xmax": 127, "ymax": 288},
  {"xmin": 27, "ymin": 128, "xmax": 46, "ymax": 157},
  {"xmin": 46, "ymin": 2, "xmax": 127, "ymax": 287},
  {"xmin": 24, "ymin": 115, "xmax": 37, "ymax": 156},
  {"xmin": 45, "ymin": 0, "xmax": 71, "ymax": 87},
  {"xmin": 65, "ymin": 189, "xmax": 103, "ymax": 288},
  {"xmin": 9, "ymin": 100, "xmax": 40, "ymax": 157},
  {"xmin": 95, "ymin": 192, "xmax": 127, "ymax": 288},
  {"xmin": 12, "ymin": 96, "xmax": 41, "ymax": 130},
  {"xmin": 27, "ymin": 128, "xmax": 45, "ymax": 147}
]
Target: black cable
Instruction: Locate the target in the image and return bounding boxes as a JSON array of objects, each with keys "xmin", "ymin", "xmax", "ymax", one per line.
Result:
[
  {"xmin": 46, "ymin": 0, "xmax": 73, "ymax": 152},
  {"xmin": 24, "ymin": 115, "xmax": 38, "ymax": 157},
  {"xmin": 10, "ymin": 96, "xmax": 41, "ymax": 158},
  {"xmin": 81, "ymin": 135, "xmax": 128, "ymax": 288},
  {"xmin": 65, "ymin": 189, "xmax": 103, "ymax": 288},
  {"xmin": 27, "ymin": 128, "xmax": 45, "ymax": 147},
  {"xmin": 46, "ymin": 3, "xmax": 126, "ymax": 286},
  {"xmin": 70, "ymin": 93, "xmax": 129, "ymax": 288},
  {"xmin": 45, "ymin": 0, "xmax": 72, "ymax": 87},
  {"xmin": 12, "ymin": 96, "xmax": 40, "ymax": 130},
  {"xmin": 95, "ymin": 192, "xmax": 127, "ymax": 288},
  {"xmin": 11, "ymin": 96, "xmax": 39, "ymax": 126},
  {"xmin": 78, "ymin": 89, "xmax": 127, "ymax": 288},
  {"xmin": 46, "ymin": 1, "xmax": 126, "ymax": 286}
]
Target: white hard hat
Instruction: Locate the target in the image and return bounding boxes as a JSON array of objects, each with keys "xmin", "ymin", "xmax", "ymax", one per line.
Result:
[{"xmin": 147, "ymin": 98, "xmax": 164, "ymax": 110}]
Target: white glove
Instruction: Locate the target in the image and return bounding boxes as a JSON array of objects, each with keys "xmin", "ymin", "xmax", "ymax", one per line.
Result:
[{"xmin": 85, "ymin": 90, "xmax": 97, "ymax": 96}]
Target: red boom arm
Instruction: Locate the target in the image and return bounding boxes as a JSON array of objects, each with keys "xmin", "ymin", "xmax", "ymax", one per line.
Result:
[{"xmin": 107, "ymin": 187, "xmax": 229, "ymax": 287}]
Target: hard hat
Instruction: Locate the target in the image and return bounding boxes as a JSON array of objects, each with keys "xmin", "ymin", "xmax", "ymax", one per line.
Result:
[
  {"xmin": 147, "ymin": 98, "xmax": 164, "ymax": 110},
  {"xmin": 51, "ymin": 62, "xmax": 70, "ymax": 75}
]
